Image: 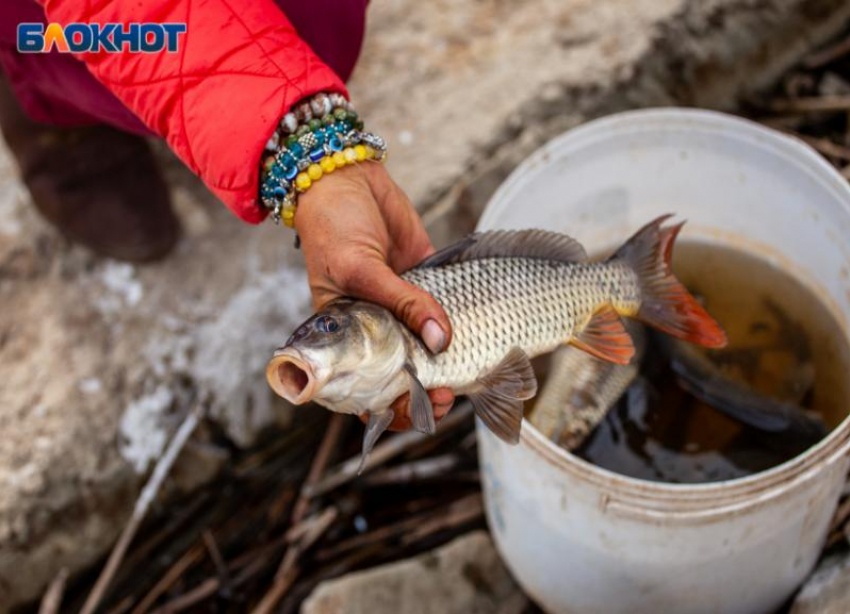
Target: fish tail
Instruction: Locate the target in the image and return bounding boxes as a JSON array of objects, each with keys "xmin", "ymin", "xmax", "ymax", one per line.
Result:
[{"xmin": 610, "ymin": 215, "xmax": 727, "ymax": 348}]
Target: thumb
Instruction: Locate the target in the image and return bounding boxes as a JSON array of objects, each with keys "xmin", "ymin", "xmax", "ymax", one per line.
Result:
[{"xmin": 344, "ymin": 259, "xmax": 452, "ymax": 353}]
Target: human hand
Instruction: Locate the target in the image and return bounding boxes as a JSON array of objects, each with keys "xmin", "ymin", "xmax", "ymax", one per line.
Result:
[{"xmin": 294, "ymin": 162, "xmax": 455, "ymax": 430}]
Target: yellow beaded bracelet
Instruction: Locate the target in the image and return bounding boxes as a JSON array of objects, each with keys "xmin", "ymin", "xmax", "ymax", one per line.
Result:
[{"xmin": 280, "ymin": 144, "xmax": 380, "ymax": 227}]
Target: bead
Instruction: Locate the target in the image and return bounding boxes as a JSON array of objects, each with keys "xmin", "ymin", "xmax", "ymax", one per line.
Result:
[
  {"xmin": 280, "ymin": 151, "xmax": 296, "ymax": 168},
  {"xmin": 307, "ymin": 163, "xmax": 323, "ymax": 181},
  {"xmin": 283, "ymin": 113, "xmax": 299, "ymax": 133},
  {"xmin": 284, "ymin": 166, "xmax": 298, "ymax": 181},
  {"xmin": 309, "ymin": 148, "xmax": 325, "ymax": 163},
  {"xmin": 328, "ymin": 135, "xmax": 344, "ymax": 152},
  {"xmin": 271, "ymin": 164, "xmax": 285, "ymax": 179},
  {"xmin": 346, "ymin": 110, "xmax": 358, "ymax": 123},
  {"xmin": 322, "ymin": 114, "xmax": 335, "ymax": 126},
  {"xmin": 334, "ymin": 107, "xmax": 348, "ymax": 121},
  {"xmin": 266, "ymin": 132, "xmax": 279, "ymax": 150},
  {"xmin": 295, "ymin": 172, "xmax": 312, "ymax": 192},
  {"xmin": 308, "ymin": 118, "xmax": 322, "ymax": 131},
  {"xmin": 332, "ymin": 151, "xmax": 347, "ymax": 167},
  {"xmin": 313, "ymin": 130, "xmax": 326, "ymax": 146},
  {"xmin": 320, "ymin": 156, "xmax": 336, "ymax": 173},
  {"xmin": 297, "ymin": 158, "xmax": 310, "ymax": 171},
  {"xmin": 289, "ymin": 143, "xmax": 304, "ymax": 159},
  {"xmin": 273, "ymin": 186, "xmax": 287, "ymax": 200},
  {"xmin": 310, "ymin": 97, "xmax": 324, "ymax": 116},
  {"xmin": 299, "ymin": 132, "xmax": 318, "ymax": 150},
  {"xmin": 364, "ymin": 145, "xmax": 375, "ymax": 159},
  {"xmin": 343, "ymin": 147, "xmax": 357, "ymax": 163},
  {"xmin": 263, "ymin": 156, "xmax": 275, "ymax": 172},
  {"xmin": 355, "ymin": 120, "xmax": 365, "ymax": 131},
  {"xmin": 354, "ymin": 144, "xmax": 367, "ymax": 162},
  {"xmin": 296, "ymin": 125, "xmax": 310, "ymax": 138}
]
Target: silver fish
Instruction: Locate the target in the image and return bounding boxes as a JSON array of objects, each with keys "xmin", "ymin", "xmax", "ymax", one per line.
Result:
[
  {"xmin": 530, "ymin": 324, "xmax": 645, "ymax": 450},
  {"xmin": 267, "ymin": 216, "xmax": 726, "ymax": 469}
]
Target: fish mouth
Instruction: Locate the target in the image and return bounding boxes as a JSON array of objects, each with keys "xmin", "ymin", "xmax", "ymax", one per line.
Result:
[{"xmin": 266, "ymin": 350, "xmax": 317, "ymax": 405}]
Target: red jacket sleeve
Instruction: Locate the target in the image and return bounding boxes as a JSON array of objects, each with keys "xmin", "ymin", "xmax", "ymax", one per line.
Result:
[{"xmin": 39, "ymin": 0, "xmax": 347, "ymax": 223}]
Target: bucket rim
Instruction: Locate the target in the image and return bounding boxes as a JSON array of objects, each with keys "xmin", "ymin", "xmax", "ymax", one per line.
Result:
[{"xmin": 477, "ymin": 107, "xmax": 850, "ymax": 506}]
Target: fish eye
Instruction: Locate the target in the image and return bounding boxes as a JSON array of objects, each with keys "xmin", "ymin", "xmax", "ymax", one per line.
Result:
[{"xmin": 315, "ymin": 315, "xmax": 340, "ymax": 333}]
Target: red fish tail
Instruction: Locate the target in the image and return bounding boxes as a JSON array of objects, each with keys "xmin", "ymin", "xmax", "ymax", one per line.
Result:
[{"xmin": 611, "ymin": 215, "xmax": 727, "ymax": 348}]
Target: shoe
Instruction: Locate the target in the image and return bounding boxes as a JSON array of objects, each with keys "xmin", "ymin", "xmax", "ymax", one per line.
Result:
[{"xmin": 0, "ymin": 78, "xmax": 180, "ymax": 262}]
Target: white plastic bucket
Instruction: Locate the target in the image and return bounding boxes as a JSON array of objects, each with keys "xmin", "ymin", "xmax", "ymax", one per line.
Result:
[{"xmin": 476, "ymin": 109, "xmax": 850, "ymax": 614}]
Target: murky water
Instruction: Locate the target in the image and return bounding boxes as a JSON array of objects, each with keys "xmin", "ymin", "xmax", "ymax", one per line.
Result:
[{"xmin": 532, "ymin": 242, "xmax": 850, "ymax": 484}]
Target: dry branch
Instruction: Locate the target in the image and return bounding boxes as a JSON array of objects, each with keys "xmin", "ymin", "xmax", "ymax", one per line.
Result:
[{"xmin": 80, "ymin": 405, "xmax": 204, "ymax": 614}]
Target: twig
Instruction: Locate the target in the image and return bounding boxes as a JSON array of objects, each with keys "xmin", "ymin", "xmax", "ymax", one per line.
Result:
[
  {"xmin": 401, "ymin": 493, "xmax": 483, "ymax": 546},
  {"xmin": 203, "ymin": 531, "xmax": 232, "ymax": 594},
  {"xmin": 250, "ymin": 507, "xmax": 339, "ymax": 614},
  {"xmin": 314, "ymin": 492, "xmax": 481, "ymax": 563},
  {"xmin": 362, "ymin": 454, "xmax": 461, "ymax": 486},
  {"xmin": 130, "ymin": 546, "xmax": 204, "ymax": 614},
  {"xmin": 80, "ymin": 405, "xmax": 204, "ymax": 614},
  {"xmin": 797, "ymin": 135, "xmax": 850, "ymax": 162},
  {"xmin": 768, "ymin": 96, "xmax": 850, "ymax": 114},
  {"xmin": 305, "ymin": 402, "xmax": 473, "ymax": 498},
  {"xmin": 804, "ymin": 33, "xmax": 850, "ymax": 69},
  {"xmin": 292, "ymin": 414, "xmax": 346, "ymax": 523},
  {"xmin": 39, "ymin": 568, "xmax": 69, "ymax": 614},
  {"xmin": 148, "ymin": 578, "xmax": 218, "ymax": 614}
]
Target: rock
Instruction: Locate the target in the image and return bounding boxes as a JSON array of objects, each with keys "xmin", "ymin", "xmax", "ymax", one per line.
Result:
[
  {"xmin": 4, "ymin": 0, "xmax": 850, "ymax": 609},
  {"xmin": 790, "ymin": 551, "xmax": 850, "ymax": 614},
  {"xmin": 301, "ymin": 531, "xmax": 525, "ymax": 614},
  {"xmin": 0, "ymin": 149, "xmax": 308, "ymax": 609}
]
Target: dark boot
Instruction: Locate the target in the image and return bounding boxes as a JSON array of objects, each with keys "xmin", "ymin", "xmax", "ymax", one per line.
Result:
[{"xmin": 0, "ymin": 79, "xmax": 179, "ymax": 262}]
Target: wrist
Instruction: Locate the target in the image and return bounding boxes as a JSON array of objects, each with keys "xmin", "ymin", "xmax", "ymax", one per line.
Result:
[{"xmin": 257, "ymin": 92, "xmax": 387, "ymax": 228}]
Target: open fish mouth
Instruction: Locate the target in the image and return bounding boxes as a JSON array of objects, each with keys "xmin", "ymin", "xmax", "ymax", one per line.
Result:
[{"xmin": 266, "ymin": 350, "xmax": 316, "ymax": 405}]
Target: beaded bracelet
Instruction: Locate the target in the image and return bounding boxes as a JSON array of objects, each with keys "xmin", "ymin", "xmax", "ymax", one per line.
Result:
[{"xmin": 259, "ymin": 92, "xmax": 387, "ymax": 227}]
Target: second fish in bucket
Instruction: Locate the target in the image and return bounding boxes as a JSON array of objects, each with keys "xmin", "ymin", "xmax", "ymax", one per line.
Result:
[{"xmin": 265, "ymin": 215, "xmax": 727, "ymax": 470}]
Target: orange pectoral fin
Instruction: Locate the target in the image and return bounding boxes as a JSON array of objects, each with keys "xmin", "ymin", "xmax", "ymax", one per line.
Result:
[{"xmin": 570, "ymin": 305, "xmax": 636, "ymax": 365}]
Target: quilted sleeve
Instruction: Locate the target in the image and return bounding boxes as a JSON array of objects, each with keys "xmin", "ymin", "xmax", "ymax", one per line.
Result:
[{"xmin": 38, "ymin": 0, "xmax": 348, "ymax": 223}]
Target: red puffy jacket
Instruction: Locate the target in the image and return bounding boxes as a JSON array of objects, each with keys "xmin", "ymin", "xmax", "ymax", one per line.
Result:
[{"xmin": 37, "ymin": 0, "xmax": 349, "ymax": 223}]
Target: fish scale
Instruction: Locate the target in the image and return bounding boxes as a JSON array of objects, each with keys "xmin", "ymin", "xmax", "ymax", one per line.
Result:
[{"xmin": 402, "ymin": 257, "xmax": 640, "ymax": 391}]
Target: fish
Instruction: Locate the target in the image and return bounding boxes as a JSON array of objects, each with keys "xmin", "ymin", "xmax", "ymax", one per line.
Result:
[
  {"xmin": 266, "ymin": 215, "xmax": 727, "ymax": 470},
  {"xmin": 529, "ymin": 324, "xmax": 645, "ymax": 450},
  {"xmin": 655, "ymin": 333, "xmax": 827, "ymax": 445}
]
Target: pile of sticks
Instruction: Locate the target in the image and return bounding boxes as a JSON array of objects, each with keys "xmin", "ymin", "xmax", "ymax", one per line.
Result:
[
  {"xmin": 36, "ymin": 401, "xmax": 503, "ymax": 614},
  {"xmin": 749, "ymin": 29, "xmax": 850, "ymax": 179}
]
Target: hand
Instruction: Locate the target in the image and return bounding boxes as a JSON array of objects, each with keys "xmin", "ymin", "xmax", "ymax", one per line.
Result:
[{"xmin": 294, "ymin": 162, "xmax": 455, "ymax": 430}]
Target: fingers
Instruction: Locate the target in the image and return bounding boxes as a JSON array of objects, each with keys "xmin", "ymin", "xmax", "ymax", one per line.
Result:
[
  {"xmin": 379, "ymin": 387, "xmax": 456, "ymax": 432},
  {"xmin": 343, "ymin": 259, "xmax": 452, "ymax": 354}
]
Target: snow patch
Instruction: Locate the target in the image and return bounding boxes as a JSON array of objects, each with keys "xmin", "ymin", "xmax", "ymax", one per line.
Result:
[
  {"xmin": 96, "ymin": 262, "xmax": 144, "ymax": 314},
  {"xmin": 119, "ymin": 386, "xmax": 174, "ymax": 473}
]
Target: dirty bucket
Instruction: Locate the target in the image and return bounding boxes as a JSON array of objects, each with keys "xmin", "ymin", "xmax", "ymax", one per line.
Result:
[{"xmin": 475, "ymin": 109, "xmax": 850, "ymax": 614}]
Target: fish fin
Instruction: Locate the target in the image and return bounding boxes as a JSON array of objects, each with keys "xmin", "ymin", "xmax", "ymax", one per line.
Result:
[
  {"xmin": 468, "ymin": 347, "xmax": 537, "ymax": 444},
  {"xmin": 570, "ymin": 305, "xmax": 635, "ymax": 365},
  {"xmin": 415, "ymin": 230, "xmax": 586, "ymax": 268},
  {"xmin": 416, "ymin": 235, "xmax": 478, "ymax": 268},
  {"xmin": 404, "ymin": 363, "xmax": 436, "ymax": 435},
  {"xmin": 358, "ymin": 410, "xmax": 395, "ymax": 474},
  {"xmin": 611, "ymin": 215, "xmax": 727, "ymax": 348}
]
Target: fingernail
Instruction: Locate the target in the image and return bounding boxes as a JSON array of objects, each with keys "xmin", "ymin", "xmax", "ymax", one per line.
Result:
[{"xmin": 422, "ymin": 319, "xmax": 446, "ymax": 353}]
